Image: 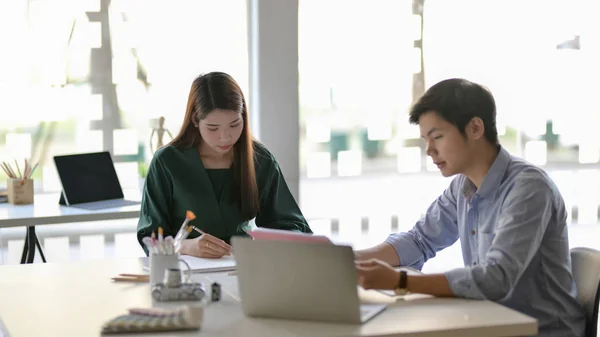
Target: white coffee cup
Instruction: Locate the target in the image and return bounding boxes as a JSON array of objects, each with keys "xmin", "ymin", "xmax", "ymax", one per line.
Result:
[{"xmin": 149, "ymin": 254, "xmax": 191, "ymax": 285}]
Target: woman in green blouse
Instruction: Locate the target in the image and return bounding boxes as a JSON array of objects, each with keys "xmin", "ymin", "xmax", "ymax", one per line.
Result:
[{"xmin": 137, "ymin": 72, "xmax": 312, "ymax": 258}]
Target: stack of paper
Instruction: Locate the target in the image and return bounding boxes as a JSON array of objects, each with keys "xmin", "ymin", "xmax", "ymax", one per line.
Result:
[{"xmin": 180, "ymin": 255, "xmax": 236, "ymax": 273}]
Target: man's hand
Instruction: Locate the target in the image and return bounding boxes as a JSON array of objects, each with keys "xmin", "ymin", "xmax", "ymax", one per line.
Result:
[
  {"xmin": 356, "ymin": 259, "xmax": 400, "ymax": 290},
  {"xmin": 180, "ymin": 233, "xmax": 232, "ymax": 259}
]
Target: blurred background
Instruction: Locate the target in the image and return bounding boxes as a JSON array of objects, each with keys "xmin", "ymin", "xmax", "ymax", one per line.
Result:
[{"xmin": 1, "ymin": 0, "xmax": 599, "ymax": 273}]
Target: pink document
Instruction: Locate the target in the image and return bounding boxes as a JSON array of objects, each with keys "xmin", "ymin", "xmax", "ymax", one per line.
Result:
[{"xmin": 247, "ymin": 227, "xmax": 332, "ymax": 244}]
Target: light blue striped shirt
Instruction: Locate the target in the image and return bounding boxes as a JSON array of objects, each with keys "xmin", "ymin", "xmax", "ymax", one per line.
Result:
[{"xmin": 386, "ymin": 146, "xmax": 585, "ymax": 337}]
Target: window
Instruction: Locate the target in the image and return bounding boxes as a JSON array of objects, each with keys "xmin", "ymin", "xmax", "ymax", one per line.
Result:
[
  {"xmin": 425, "ymin": 0, "xmax": 600, "ymax": 225},
  {"xmin": 299, "ymin": 0, "xmax": 600, "ymax": 249},
  {"xmin": 0, "ymin": 0, "xmax": 248, "ymax": 192}
]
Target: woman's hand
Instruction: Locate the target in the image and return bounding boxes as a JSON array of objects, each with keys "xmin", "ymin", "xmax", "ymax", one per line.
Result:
[{"xmin": 180, "ymin": 233, "xmax": 232, "ymax": 258}]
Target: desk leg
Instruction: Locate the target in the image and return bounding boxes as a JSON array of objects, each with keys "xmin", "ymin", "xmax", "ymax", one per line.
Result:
[
  {"xmin": 35, "ymin": 233, "xmax": 46, "ymax": 263},
  {"xmin": 20, "ymin": 233, "xmax": 28, "ymax": 263},
  {"xmin": 19, "ymin": 226, "xmax": 46, "ymax": 264}
]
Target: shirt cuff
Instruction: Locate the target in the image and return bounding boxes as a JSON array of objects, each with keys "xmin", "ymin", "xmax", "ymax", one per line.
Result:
[
  {"xmin": 384, "ymin": 233, "xmax": 425, "ymax": 269},
  {"xmin": 445, "ymin": 267, "xmax": 485, "ymax": 299}
]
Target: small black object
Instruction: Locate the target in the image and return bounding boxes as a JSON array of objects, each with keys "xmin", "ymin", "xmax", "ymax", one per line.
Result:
[{"xmin": 211, "ymin": 282, "xmax": 221, "ymax": 302}]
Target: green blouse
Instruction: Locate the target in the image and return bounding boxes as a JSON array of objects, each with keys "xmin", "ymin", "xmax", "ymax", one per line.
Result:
[{"xmin": 137, "ymin": 142, "xmax": 311, "ymax": 254}]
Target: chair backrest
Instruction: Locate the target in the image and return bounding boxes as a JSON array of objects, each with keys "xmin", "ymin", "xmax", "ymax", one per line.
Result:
[{"xmin": 571, "ymin": 247, "xmax": 600, "ymax": 337}]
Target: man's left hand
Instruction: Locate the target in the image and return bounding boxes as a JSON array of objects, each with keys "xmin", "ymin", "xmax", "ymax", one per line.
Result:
[{"xmin": 356, "ymin": 259, "xmax": 400, "ymax": 290}]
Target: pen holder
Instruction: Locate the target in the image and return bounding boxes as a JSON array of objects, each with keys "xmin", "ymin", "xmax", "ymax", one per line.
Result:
[
  {"xmin": 149, "ymin": 254, "xmax": 192, "ymax": 285},
  {"xmin": 7, "ymin": 179, "xmax": 33, "ymax": 205}
]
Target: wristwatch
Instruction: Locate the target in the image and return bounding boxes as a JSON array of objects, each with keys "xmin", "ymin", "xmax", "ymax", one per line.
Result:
[{"xmin": 394, "ymin": 270, "xmax": 408, "ymax": 295}]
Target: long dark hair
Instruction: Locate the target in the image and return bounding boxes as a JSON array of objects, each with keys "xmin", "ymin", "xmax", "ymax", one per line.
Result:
[{"xmin": 169, "ymin": 72, "xmax": 259, "ymax": 219}]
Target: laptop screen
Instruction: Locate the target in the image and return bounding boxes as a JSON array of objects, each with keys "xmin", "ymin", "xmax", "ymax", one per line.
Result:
[{"xmin": 54, "ymin": 152, "xmax": 125, "ymax": 205}]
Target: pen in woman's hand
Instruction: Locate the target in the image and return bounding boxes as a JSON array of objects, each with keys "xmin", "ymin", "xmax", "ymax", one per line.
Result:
[
  {"xmin": 191, "ymin": 226, "xmax": 229, "ymax": 244},
  {"xmin": 190, "ymin": 225, "xmax": 205, "ymax": 235}
]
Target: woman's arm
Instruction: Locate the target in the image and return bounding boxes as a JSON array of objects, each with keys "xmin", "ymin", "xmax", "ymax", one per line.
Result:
[
  {"xmin": 137, "ymin": 154, "xmax": 173, "ymax": 255},
  {"xmin": 254, "ymin": 160, "xmax": 312, "ymax": 233}
]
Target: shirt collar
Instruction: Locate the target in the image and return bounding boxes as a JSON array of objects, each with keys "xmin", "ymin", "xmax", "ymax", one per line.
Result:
[{"xmin": 462, "ymin": 145, "xmax": 511, "ymax": 200}]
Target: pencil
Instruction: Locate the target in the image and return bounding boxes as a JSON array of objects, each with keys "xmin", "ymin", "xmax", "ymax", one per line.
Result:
[
  {"xmin": 1, "ymin": 163, "xmax": 12, "ymax": 178},
  {"xmin": 8, "ymin": 163, "xmax": 16, "ymax": 178},
  {"xmin": 190, "ymin": 225, "xmax": 205, "ymax": 235},
  {"xmin": 111, "ymin": 274, "xmax": 149, "ymax": 283},
  {"xmin": 28, "ymin": 163, "xmax": 39, "ymax": 179},
  {"xmin": 23, "ymin": 159, "xmax": 29, "ymax": 178},
  {"xmin": 1, "ymin": 161, "xmax": 14, "ymax": 178},
  {"xmin": 14, "ymin": 160, "xmax": 21, "ymax": 179}
]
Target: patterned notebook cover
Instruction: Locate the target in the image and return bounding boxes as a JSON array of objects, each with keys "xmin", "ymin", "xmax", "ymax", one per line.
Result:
[{"xmin": 101, "ymin": 306, "xmax": 202, "ymax": 335}]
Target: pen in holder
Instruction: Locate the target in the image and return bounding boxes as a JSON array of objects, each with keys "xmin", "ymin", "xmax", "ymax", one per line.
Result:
[{"xmin": 7, "ymin": 178, "xmax": 34, "ymax": 205}]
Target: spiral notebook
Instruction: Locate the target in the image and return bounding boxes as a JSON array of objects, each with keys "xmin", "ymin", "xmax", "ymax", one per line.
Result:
[
  {"xmin": 180, "ymin": 255, "xmax": 236, "ymax": 273},
  {"xmin": 142, "ymin": 255, "xmax": 236, "ymax": 274}
]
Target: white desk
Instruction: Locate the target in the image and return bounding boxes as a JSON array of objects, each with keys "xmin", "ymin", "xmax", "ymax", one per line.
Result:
[
  {"xmin": 0, "ymin": 191, "xmax": 140, "ymax": 263},
  {"xmin": 0, "ymin": 258, "xmax": 538, "ymax": 336}
]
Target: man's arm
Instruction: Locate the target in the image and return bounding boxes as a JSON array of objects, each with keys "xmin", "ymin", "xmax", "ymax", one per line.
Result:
[
  {"xmin": 354, "ymin": 243, "xmax": 400, "ymax": 266},
  {"xmin": 407, "ymin": 274, "xmax": 454, "ymax": 297},
  {"xmin": 355, "ymin": 176, "xmax": 462, "ymax": 269}
]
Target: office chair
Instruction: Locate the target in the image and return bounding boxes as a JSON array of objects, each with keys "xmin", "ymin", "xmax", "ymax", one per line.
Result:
[{"xmin": 571, "ymin": 247, "xmax": 600, "ymax": 337}]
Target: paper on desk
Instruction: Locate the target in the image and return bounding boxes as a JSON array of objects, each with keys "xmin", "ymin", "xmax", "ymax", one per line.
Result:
[
  {"xmin": 359, "ymin": 287, "xmax": 433, "ymax": 304},
  {"xmin": 180, "ymin": 254, "xmax": 236, "ymax": 273},
  {"xmin": 0, "ymin": 315, "xmax": 10, "ymax": 337}
]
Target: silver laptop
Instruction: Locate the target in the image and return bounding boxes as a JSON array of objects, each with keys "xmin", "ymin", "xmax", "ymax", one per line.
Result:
[
  {"xmin": 231, "ymin": 237, "xmax": 387, "ymax": 324},
  {"xmin": 54, "ymin": 152, "xmax": 140, "ymax": 210}
]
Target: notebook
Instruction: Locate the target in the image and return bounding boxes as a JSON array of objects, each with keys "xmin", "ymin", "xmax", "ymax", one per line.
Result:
[
  {"xmin": 180, "ymin": 255, "xmax": 236, "ymax": 273},
  {"xmin": 101, "ymin": 305, "xmax": 202, "ymax": 334}
]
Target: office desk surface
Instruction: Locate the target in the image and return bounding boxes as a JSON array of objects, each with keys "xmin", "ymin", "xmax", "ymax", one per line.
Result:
[
  {"xmin": 0, "ymin": 191, "xmax": 141, "ymax": 228},
  {"xmin": 0, "ymin": 258, "xmax": 537, "ymax": 337}
]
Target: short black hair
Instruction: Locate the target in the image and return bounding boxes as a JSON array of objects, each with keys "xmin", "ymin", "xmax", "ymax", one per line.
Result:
[{"xmin": 409, "ymin": 78, "xmax": 499, "ymax": 145}]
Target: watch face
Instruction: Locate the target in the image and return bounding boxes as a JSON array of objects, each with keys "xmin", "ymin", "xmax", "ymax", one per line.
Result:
[{"xmin": 394, "ymin": 287, "xmax": 408, "ymax": 296}]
